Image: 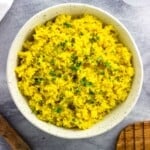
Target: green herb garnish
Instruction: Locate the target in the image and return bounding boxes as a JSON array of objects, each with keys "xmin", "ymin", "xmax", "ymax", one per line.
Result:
[
  {"xmin": 51, "ymin": 77, "xmax": 56, "ymax": 82},
  {"xmin": 104, "ymin": 61, "xmax": 111, "ymax": 68},
  {"xmin": 70, "ymin": 65, "xmax": 78, "ymax": 72},
  {"xmin": 89, "ymin": 34, "xmax": 100, "ymax": 43},
  {"xmin": 71, "ymin": 53, "xmax": 78, "ymax": 63},
  {"xmin": 58, "ymin": 40, "xmax": 67, "ymax": 49},
  {"xmin": 55, "ymin": 107, "xmax": 62, "ymax": 113},
  {"xmin": 76, "ymin": 62, "xmax": 82, "ymax": 67},
  {"xmin": 63, "ymin": 75, "xmax": 68, "ymax": 80},
  {"xmin": 74, "ymin": 87, "xmax": 81, "ymax": 94},
  {"xmin": 63, "ymin": 22, "xmax": 72, "ymax": 28},
  {"xmin": 87, "ymin": 99, "xmax": 95, "ymax": 104},
  {"xmin": 100, "ymin": 71, "xmax": 105, "ymax": 75},
  {"xmin": 70, "ymin": 61, "xmax": 82, "ymax": 72},
  {"xmin": 49, "ymin": 70, "xmax": 56, "ymax": 76},
  {"xmin": 38, "ymin": 100, "xmax": 44, "ymax": 106},
  {"xmin": 34, "ymin": 77, "xmax": 43, "ymax": 84},
  {"xmin": 80, "ymin": 77, "xmax": 93, "ymax": 87}
]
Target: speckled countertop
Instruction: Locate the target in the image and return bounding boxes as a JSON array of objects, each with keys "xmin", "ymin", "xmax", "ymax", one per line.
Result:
[{"xmin": 0, "ymin": 0, "xmax": 150, "ymax": 150}]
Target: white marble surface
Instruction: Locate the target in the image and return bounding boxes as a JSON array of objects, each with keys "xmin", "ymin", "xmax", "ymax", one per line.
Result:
[{"xmin": 0, "ymin": 0, "xmax": 150, "ymax": 150}]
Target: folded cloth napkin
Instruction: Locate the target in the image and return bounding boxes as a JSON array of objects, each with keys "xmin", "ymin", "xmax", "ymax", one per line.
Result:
[{"xmin": 0, "ymin": 0, "xmax": 13, "ymax": 22}]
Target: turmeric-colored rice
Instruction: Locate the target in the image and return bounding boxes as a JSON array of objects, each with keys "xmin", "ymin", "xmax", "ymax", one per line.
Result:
[{"xmin": 15, "ymin": 14, "xmax": 134, "ymax": 129}]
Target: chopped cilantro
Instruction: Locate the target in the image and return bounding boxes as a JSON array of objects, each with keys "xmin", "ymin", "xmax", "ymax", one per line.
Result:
[
  {"xmin": 113, "ymin": 68, "xmax": 119, "ymax": 72},
  {"xmin": 55, "ymin": 107, "xmax": 62, "ymax": 113},
  {"xmin": 104, "ymin": 61, "xmax": 111, "ymax": 68},
  {"xmin": 63, "ymin": 22, "xmax": 72, "ymax": 28},
  {"xmin": 71, "ymin": 53, "xmax": 78, "ymax": 63},
  {"xmin": 58, "ymin": 40, "xmax": 67, "ymax": 49},
  {"xmin": 80, "ymin": 77, "xmax": 93, "ymax": 87},
  {"xmin": 89, "ymin": 34, "xmax": 100, "ymax": 43},
  {"xmin": 34, "ymin": 77, "xmax": 43, "ymax": 84},
  {"xmin": 52, "ymin": 76, "xmax": 56, "ymax": 80},
  {"xmin": 70, "ymin": 65, "xmax": 79, "ymax": 71},
  {"xmin": 31, "ymin": 107, "xmax": 36, "ymax": 113},
  {"xmin": 70, "ymin": 61, "xmax": 82, "ymax": 72},
  {"xmin": 74, "ymin": 87, "xmax": 81, "ymax": 94},
  {"xmin": 60, "ymin": 41, "xmax": 66, "ymax": 48},
  {"xmin": 38, "ymin": 100, "xmax": 44, "ymax": 106},
  {"xmin": 87, "ymin": 99, "xmax": 95, "ymax": 104},
  {"xmin": 76, "ymin": 61, "xmax": 82, "ymax": 67},
  {"xmin": 49, "ymin": 70, "xmax": 56, "ymax": 76},
  {"xmin": 100, "ymin": 71, "xmax": 105, "ymax": 75},
  {"xmin": 63, "ymin": 75, "xmax": 68, "ymax": 80},
  {"xmin": 49, "ymin": 70, "xmax": 62, "ymax": 78}
]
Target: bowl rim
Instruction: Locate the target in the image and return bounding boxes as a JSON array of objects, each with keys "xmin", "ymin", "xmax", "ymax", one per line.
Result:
[{"xmin": 7, "ymin": 3, "xmax": 143, "ymax": 139}]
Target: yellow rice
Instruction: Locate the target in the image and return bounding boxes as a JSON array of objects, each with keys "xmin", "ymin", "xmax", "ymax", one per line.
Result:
[{"xmin": 15, "ymin": 14, "xmax": 134, "ymax": 129}]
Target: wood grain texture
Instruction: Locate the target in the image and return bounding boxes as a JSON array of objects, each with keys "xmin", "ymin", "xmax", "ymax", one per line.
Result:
[
  {"xmin": 116, "ymin": 121, "xmax": 150, "ymax": 150},
  {"xmin": 0, "ymin": 114, "xmax": 31, "ymax": 150}
]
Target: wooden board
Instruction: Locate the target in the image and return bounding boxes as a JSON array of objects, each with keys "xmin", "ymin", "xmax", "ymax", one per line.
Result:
[
  {"xmin": 0, "ymin": 114, "xmax": 31, "ymax": 150},
  {"xmin": 116, "ymin": 121, "xmax": 150, "ymax": 150}
]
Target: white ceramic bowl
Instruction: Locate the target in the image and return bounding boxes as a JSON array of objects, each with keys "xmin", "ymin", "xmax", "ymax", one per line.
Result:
[{"xmin": 7, "ymin": 3, "xmax": 143, "ymax": 139}]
